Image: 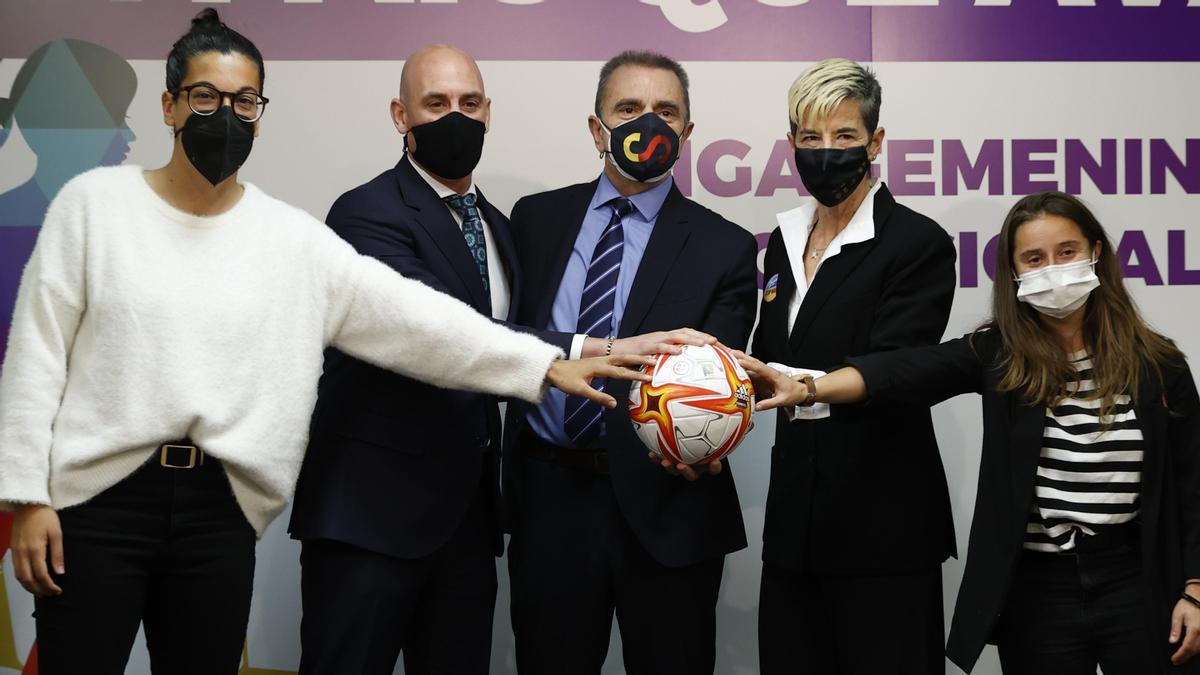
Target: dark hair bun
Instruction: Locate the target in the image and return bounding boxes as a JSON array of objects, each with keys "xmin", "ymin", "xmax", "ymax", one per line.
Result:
[
  {"xmin": 190, "ymin": 8, "xmax": 224, "ymax": 33},
  {"xmin": 166, "ymin": 7, "xmax": 264, "ymax": 94}
]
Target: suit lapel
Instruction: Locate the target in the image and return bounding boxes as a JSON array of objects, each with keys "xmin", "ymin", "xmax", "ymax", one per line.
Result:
[
  {"xmin": 619, "ymin": 185, "xmax": 690, "ymax": 338},
  {"xmin": 787, "ymin": 241, "xmax": 873, "ymax": 350},
  {"xmin": 533, "ymin": 182, "xmax": 595, "ymax": 330},
  {"xmin": 1009, "ymin": 395, "xmax": 1046, "ymax": 523},
  {"xmin": 475, "ymin": 189, "xmax": 520, "ymax": 321},
  {"xmin": 787, "ymin": 184, "xmax": 897, "ymax": 352},
  {"xmin": 1134, "ymin": 369, "xmax": 1165, "ymax": 540},
  {"xmin": 760, "ymin": 234, "xmax": 797, "ymax": 354},
  {"xmin": 395, "ymin": 156, "xmax": 490, "ymax": 311}
]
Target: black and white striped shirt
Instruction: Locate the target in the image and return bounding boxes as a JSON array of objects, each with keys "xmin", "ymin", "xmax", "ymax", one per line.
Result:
[{"xmin": 1024, "ymin": 352, "xmax": 1143, "ymax": 552}]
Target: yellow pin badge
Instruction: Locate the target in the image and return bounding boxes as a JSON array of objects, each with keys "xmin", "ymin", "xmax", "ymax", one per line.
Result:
[{"xmin": 763, "ymin": 273, "xmax": 779, "ymax": 303}]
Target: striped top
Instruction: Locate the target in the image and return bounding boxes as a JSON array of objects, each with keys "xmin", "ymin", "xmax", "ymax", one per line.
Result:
[{"xmin": 1024, "ymin": 352, "xmax": 1144, "ymax": 552}]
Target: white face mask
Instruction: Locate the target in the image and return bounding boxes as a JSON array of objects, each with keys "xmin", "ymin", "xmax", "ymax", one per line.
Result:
[{"xmin": 1015, "ymin": 257, "xmax": 1100, "ymax": 319}]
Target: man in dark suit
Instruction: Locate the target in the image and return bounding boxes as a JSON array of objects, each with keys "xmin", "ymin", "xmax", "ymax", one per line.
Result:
[
  {"xmin": 288, "ymin": 45, "xmax": 514, "ymax": 675},
  {"xmin": 749, "ymin": 58, "xmax": 956, "ymax": 674},
  {"xmin": 503, "ymin": 51, "xmax": 759, "ymax": 675}
]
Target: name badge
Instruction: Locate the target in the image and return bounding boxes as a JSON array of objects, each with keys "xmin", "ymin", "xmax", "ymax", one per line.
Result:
[{"xmin": 763, "ymin": 273, "xmax": 779, "ymax": 303}]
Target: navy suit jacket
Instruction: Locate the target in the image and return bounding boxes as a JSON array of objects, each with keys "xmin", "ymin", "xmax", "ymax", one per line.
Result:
[
  {"xmin": 289, "ymin": 155, "xmax": 519, "ymax": 559},
  {"xmin": 503, "ymin": 179, "xmax": 759, "ymax": 567}
]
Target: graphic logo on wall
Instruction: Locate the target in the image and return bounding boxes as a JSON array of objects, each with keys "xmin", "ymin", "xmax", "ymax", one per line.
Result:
[
  {"xmin": 0, "ymin": 38, "xmax": 137, "ymax": 359},
  {"xmin": 0, "ymin": 38, "xmax": 136, "ymax": 675}
]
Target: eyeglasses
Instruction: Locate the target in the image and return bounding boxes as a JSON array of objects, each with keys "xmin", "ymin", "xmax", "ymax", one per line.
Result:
[{"xmin": 173, "ymin": 83, "xmax": 269, "ymax": 122}]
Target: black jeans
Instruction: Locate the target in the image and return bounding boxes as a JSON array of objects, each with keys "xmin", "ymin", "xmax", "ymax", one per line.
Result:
[
  {"xmin": 33, "ymin": 453, "xmax": 256, "ymax": 675},
  {"xmin": 995, "ymin": 544, "xmax": 1155, "ymax": 675}
]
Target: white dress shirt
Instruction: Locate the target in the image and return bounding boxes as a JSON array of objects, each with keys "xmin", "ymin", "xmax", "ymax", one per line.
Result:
[
  {"xmin": 770, "ymin": 180, "xmax": 882, "ymax": 420},
  {"xmin": 410, "ymin": 159, "xmax": 511, "ymax": 321}
]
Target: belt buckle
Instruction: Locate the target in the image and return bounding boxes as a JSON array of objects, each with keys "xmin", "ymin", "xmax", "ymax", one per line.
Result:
[{"xmin": 160, "ymin": 444, "xmax": 200, "ymax": 469}]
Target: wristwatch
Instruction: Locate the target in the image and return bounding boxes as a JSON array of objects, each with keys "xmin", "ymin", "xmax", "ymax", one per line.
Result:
[{"xmin": 795, "ymin": 373, "xmax": 817, "ymax": 407}]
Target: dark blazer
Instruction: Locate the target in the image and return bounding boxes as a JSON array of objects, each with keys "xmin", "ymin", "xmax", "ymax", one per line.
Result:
[
  {"xmin": 503, "ymin": 179, "xmax": 759, "ymax": 568},
  {"xmin": 750, "ymin": 183, "xmax": 957, "ymax": 575},
  {"xmin": 851, "ymin": 329, "xmax": 1200, "ymax": 673},
  {"xmin": 289, "ymin": 155, "xmax": 519, "ymax": 559}
]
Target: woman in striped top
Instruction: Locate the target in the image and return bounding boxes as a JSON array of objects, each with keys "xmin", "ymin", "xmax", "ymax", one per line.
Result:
[
  {"xmin": 1027, "ymin": 350, "xmax": 1145, "ymax": 553},
  {"xmin": 737, "ymin": 190, "xmax": 1200, "ymax": 674}
]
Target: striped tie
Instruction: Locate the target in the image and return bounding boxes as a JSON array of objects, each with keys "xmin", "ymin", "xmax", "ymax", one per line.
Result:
[{"xmin": 563, "ymin": 197, "xmax": 635, "ymax": 448}]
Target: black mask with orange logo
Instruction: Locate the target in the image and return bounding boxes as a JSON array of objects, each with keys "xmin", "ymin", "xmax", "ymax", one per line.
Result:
[{"xmin": 602, "ymin": 113, "xmax": 680, "ymax": 183}]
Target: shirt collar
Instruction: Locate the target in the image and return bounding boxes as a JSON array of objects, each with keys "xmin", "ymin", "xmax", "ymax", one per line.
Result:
[
  {"xmin": 776, "ymin": 179, "xmax": 882, "ymax": 246},
  {"xmin": 776, "ymin": 180, "xmax": 883, "ymax": 288},
  {"xmin": 836, "ymin": 179, "xmax": 882, "ymax": 247},
  {"xmin": 409, "ymin": 154, "xmax": 477, "ymax": 201},
  {"xmin": 589, "ymin": 172, "xmax": 673, "ymax": 222}
]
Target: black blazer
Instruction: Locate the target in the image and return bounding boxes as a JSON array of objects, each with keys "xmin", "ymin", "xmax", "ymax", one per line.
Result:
[
  {"xmin": 851, "ymin": 330, "xmax": 1200, "ymax": 673},
  {"xmin": 503, "ymin": 179, "xmax": 759, "ymax": 568},
  {"xmin": 289, "ymin": 156, "xmax": 519, "ymax": 559},
  {"xmin": 750, "ymin": 183, "xmax": 957, "ymax": 575}
]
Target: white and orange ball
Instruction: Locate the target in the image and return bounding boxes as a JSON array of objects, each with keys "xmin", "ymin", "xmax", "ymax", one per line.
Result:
[{"xmin": 627, "ymin": 343, "xmax": 755, "ymax": 465}]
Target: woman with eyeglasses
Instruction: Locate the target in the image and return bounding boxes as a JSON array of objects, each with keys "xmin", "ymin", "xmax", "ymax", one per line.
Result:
[
  {"xmin": 0, "ymin": 10, "xmax": 646, "ymax": 674},
  {"xmin": 737, "ymin": 191, "xmax": 1200, "ymax": 674}
]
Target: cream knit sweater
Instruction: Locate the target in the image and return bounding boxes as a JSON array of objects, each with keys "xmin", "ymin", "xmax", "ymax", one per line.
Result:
[{"xmin": 0, "ymin": 166, "xmax": 562, "ymax": 535}]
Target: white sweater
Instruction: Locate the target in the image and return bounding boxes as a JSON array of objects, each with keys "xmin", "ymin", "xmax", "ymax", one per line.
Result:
[{"xmin": 0, "ymin": 166, "xmax": 562, "ymax": 535}]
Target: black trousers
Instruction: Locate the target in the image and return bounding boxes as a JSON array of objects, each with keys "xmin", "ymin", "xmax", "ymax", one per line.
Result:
[
  {"xmin": 297, "ymin": 476, "xmax": 497, "ymax": 675},
  {"xmin": 758, "ymin": 562, "xmax": 945, "ymax": 675},
  {"xmin": 507, "ymin": 457, "xmax": 725, "ymax": 675},
  {"xmin": 995, "ymin": 544, "xmax": 1159, "ymax": 674},
  {"xmin": 33, "ymin": 454, "xmax": 256, "ymax": 675}
]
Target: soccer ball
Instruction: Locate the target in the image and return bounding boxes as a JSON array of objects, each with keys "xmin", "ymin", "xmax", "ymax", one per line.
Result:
[{"xmin": 627, "ymin": 343, "xmax": 755, "ymax": 465}]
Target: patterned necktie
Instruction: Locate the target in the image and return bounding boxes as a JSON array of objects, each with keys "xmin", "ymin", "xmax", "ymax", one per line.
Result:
[
  {"xmin": 563, "ymin": 197, "xmax": 635, "ymax": 448},
  {"xmin": 444, "ymin": 193, "xmax": 491, "ymax": 302}
]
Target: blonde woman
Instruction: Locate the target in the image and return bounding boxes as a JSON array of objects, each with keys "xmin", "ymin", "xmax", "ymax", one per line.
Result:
[{"xmin": 749, "ymin": 58, "xmax": 956, "ymax": 674}]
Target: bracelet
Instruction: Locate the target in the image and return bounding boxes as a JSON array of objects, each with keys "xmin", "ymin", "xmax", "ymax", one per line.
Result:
[
  {"xmin": 605, "ymin": 336, "xmax": 615, "ymax": 357},
  {"xmin": 797, "ymin": 374, "xmax": 817, "ymax": 407},
  {"xmin": 1182, "ymin": 591, "xmax": 1200, "ymax": 610}
]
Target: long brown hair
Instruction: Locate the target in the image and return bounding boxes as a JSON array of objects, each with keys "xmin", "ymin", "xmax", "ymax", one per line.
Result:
[{"xmin": 987, "ymin": 191, "xmax": 1183, "ymax": 417}]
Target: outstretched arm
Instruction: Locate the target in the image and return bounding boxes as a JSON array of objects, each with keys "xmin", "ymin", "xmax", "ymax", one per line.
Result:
[
  {"xmin": 734, "ymin": 351, "xmax": 867, "ymax": 411},
  {"xmin": 734, "ymin": 332, "xmax": 988, "ymax": 413},
  {"xmin": 324, "ymin": 240, "xmax": 649, "ymax": 406}
]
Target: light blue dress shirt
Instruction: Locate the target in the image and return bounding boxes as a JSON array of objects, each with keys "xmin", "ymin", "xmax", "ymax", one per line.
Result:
[{"xmin": 527, "ymin": 173, "xmax": 673, "ymax": 448}]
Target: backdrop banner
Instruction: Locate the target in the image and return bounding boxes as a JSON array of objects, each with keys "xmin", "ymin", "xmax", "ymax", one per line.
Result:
[{"xmin": 2, "ymin": 2, "xmax": 1198, "ymax": 673}]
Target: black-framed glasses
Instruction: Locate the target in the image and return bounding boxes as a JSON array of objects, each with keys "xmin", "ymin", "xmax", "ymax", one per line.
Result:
[{"xmin": 173, "ymin": 83, "xmax": 269, "ymax": 122}]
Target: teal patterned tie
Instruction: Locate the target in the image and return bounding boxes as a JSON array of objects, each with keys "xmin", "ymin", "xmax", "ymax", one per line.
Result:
[{"xmin": 444, "ymin": 193, "xmax": 491, "ymax": 306}]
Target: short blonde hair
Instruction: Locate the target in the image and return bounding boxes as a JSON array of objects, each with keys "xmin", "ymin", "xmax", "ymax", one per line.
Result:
[{"xmin": 787, "ymin": 58, "xmax": 881, "ymax": 135}]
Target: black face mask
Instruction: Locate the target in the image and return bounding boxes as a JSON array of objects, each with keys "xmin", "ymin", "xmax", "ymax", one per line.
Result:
[
  {"xmin": 178, "ymin": 106, "xmax": 255, "ymax": 187},
  {"xmin": 794, "ymin": 145, "xmax": 871, "ymax": 207},
  {"xmin": 407, "ymin": 112, "xmax": 486, "ymax": 180},
  {"xmin": 603, "ymin": 112, "xmax": 681, "ymax": 183}
]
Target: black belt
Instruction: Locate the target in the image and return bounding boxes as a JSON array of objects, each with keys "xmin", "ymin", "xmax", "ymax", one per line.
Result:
[
  {"xmin": 1071, "ymin": 520, "xmax": 1141, "ymax": 554},
  {"xmin": 520, "ymin": 429, "xmax": 609, "ymax": 475},
  {"xmin": 1024, "ymin": 520, "xmax": 1141, "ymax": 557},
  {"xmin": 157, "ymin": 439, "xmax": 207, "ymax": 470}
]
